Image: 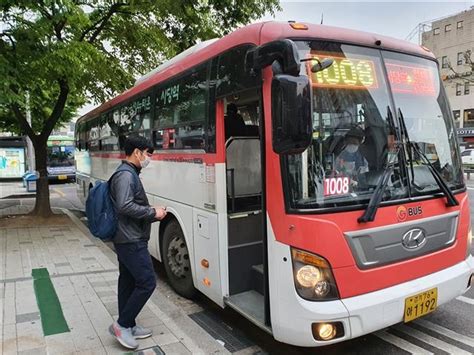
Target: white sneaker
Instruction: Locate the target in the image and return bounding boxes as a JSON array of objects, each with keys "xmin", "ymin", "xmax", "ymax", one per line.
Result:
[
  {"xmin": 132, "ymin": 325, "xmax": 153, "ymax": 339},
  {"xmin": 109, "ymin": 322, "xmax": 138, "ymax": 349}
]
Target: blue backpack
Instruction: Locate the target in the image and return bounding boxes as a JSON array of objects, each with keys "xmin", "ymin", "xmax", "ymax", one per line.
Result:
[{"xmin": 85, "ymin": 167, "xmax": 137, "ymax": 241}]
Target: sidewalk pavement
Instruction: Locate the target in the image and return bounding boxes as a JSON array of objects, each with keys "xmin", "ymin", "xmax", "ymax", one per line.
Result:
[
  {"xmin": 0, "ymin": 181, "xmax": 35, "ymax": 199},
  {"xmin": 0, "ymin": 205, "xmax": 234, "ymax": 355}
]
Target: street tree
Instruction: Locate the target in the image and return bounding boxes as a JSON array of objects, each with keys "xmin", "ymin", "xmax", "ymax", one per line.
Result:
[
  {"xmin": 0, "ymin": 0, "xmax": 279, "ymax": 217},
  {"xmin": 446, "ymin": 49, "xmax": 474, "ymax": 85}
]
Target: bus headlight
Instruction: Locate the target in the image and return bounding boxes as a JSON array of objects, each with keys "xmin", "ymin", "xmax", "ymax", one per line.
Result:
[{"xmin": 291, "ymin": 248, "xmax": 339, "ymax": 300}]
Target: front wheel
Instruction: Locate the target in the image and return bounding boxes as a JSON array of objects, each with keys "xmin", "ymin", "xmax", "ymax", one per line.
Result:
[{"xmin": 162, "ymin": 220, "xmax": 197, "ymax": 299}]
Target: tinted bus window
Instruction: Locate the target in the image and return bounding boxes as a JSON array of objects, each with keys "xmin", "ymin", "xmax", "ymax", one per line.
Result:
[
  {"xmin": 216, "ymin": 44, "xmax": 260, "ymax": 97},
  {"xmin": 154, "ymin": 65, "xmax": 208, "ymax": 150}
]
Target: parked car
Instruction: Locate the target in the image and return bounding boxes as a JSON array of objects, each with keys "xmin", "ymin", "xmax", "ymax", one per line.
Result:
[{"xmin": 461, "ymin": 149, "xmax": 474, "ymax": 165}]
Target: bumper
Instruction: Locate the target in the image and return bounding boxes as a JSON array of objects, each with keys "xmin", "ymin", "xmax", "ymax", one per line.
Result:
[
  {"xmin": 48, "ymin": 174, "xmax": 75, "ymax": 182},
  {"xmin": 271, "ymin": 254, "xmax": 474, "ymax": 347}
]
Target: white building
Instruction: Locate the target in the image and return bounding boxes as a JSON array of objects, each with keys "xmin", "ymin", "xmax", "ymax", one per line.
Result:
[{"xmin": 422, "ymin": 7, "xmax": 474, "ymax": 129}]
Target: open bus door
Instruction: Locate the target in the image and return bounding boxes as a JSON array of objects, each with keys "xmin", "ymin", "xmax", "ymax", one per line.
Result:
[{"xmin": 220, "ymin": 92, "xmax": 272, "ymax": 331}]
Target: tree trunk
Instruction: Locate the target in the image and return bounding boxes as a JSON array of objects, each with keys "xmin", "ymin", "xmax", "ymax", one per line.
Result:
[{"xmin": 31, "ymin": 138, "xmax": 53, "ymax": 217}]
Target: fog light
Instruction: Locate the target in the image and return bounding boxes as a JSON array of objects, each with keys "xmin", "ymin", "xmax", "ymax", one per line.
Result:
[
  {"xmin": 317, "ymin": 323, "xmax": 336, "ymax": 341},
  {"xmin": 469, "ymin": 274, "xmax": 474, "ymax": 288},
  {"xmin": 312, "ymin": 322, "xmax": 344, "ymax": 341},
  {"xmin": 314, "ymin": 280, "xmax": 330, "ymax": 297}
]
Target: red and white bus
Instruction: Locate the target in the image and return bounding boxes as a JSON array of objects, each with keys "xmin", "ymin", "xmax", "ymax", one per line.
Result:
[{"xmin": 75, "ymin": 21, "xmax": 474, "ymax": 346}]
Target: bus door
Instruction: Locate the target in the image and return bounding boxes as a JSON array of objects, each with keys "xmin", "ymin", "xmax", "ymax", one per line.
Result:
[{"xmin": 222, "ymin": 89, "xmax": 269, "ymax": 330}]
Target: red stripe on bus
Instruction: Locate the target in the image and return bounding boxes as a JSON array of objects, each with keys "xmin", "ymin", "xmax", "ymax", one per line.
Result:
[{"xmin": 89, "ymin": 152, "xmax": 225, "ymax": 164}]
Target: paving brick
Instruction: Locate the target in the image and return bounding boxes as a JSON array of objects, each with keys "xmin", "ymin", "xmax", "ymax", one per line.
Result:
[
  {"xmin": 151, "ymin": 325, "xmax": 179, "ymax": 346},
  {"xmin": 44, "ymin": 331, "xmax": 76, "ymax": 355},
  {"xmin": 76, "ymin": 347, "xmax": 108, "ymax": 355},
  {"xmin": 17, "ymin": 347, "xmax": 47, "ymax": 355},
  {"xmin": 136, "ymin": 337, "xmax": 156, "ymax": 350},
  {"xmin": 3, "ymin": 282, "xmax": 16, "ymax": 325},
  {"xmin": 16, "ymin": 321, "xmax": 45, "ymax": 352},
  {"xmin": 3, "ymin": 323, "xmax": 17, "ymax": 354},
  {"xmin": 160, "ymin": 341, "xmax": 192, "ymax": 355},
  {"xmin": 16, "ymin": 312, "xmax": 40, "ymax": 324}
]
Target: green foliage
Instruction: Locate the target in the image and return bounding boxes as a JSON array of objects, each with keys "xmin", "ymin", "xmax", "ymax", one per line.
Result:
[{"xmin": 0, "ymin": 0, "xmax": 280, "ymax": 136}]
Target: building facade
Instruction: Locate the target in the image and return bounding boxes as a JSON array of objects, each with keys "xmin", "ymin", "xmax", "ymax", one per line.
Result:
[{"xmin": 422, "ymin": 7, "xmax": 474, "ymax": 131}]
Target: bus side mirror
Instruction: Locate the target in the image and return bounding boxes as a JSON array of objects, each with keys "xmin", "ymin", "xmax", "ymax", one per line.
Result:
[{"xmin": 272, "ymin": 74, "xmax": 312, "ymax": 155}]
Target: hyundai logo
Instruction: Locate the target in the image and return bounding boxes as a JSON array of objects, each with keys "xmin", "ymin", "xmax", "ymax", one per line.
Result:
[{"xmin": 402, "ymin": 228, "xmax": 427, "ymax": 250}]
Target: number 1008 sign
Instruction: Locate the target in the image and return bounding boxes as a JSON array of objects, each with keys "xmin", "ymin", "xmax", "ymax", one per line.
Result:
[{"xmin": 324, "ymin": 177, "xmax": 350, "ymax": 196}]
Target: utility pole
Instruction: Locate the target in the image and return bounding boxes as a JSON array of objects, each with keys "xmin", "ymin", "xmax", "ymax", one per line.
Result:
[{"xmin": 25, "ymin": 91, "xmax": 35, "ymax": 172}]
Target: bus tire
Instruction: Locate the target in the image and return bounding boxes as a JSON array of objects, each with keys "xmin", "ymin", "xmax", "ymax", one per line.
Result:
[{"xmin": 162, "ymin": 220, "xmax": 197, "ymax": 299}]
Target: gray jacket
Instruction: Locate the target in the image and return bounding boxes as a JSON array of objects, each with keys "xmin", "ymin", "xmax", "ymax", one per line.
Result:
[{"xmin": 109, "ymin": 161, "xmax": 156, "ymax": 244}]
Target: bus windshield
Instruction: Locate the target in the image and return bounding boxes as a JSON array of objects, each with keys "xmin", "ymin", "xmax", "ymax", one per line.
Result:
[
  {"xmin": 47, "ymin": 145, "xmax": 75, "ymax": 167},
  {"xmin": 283, "ymin": 41, "xmax": 463, "ymax": 210}
]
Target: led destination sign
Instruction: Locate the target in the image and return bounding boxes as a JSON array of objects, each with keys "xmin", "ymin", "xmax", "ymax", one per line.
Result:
[
  {"xmin": 308, "ymin": 53, "xmax": 378, "ymax": 89},
  {"xmin": 308, "ymin": 53, "xmax": 437, "ymax": 97},
  {"xmin": 386, "ymin": 63, "xmax": 436, "ymax": 96}
]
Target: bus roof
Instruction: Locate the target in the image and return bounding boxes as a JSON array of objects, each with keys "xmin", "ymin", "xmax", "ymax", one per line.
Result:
[{"xmin": 77, "ymin": 21, "xmax": 435, "ymax": 124}]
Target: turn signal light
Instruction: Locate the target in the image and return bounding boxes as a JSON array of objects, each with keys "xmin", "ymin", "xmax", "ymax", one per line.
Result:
[{"xmin": 201, "ymin": 259, "xmax": 209, "ymax": 268}]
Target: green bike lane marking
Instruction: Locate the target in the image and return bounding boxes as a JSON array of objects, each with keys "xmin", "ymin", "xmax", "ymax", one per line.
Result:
[{"xmin": 32, "ymin": 268, "xmax": 70, "ymax": 336}]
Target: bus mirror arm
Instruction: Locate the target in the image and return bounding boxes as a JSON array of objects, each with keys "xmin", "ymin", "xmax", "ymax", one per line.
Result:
[{"xmin": 245, "ymin": 39, "xmax": 301, "ymax": 76}]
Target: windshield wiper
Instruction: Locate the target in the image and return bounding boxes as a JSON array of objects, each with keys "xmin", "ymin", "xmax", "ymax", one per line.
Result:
[
  {"xmin": 398, "ymin": 108, "xmax": 418, "ymax": 190},
  {"xmin": 358, "ymin": 106, "xmax": 400, "ymax": 223},
  {"xmin": 398, "ymin": 109, "xmax": 458, "ymax": 207}
]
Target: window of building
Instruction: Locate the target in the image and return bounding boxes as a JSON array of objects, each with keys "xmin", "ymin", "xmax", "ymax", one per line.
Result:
[
  {"xmin": 457, "ymin": 52, "xmax": 464, "ymax": 65},
  {"xmin": 465, "ymin": 109, "xmax": 474, "ymax": 121},
  {"xmin": 445, "ymin": 24, "xmax": 452, "ymax": 32},
  {"xmin": 456, "ymin": 83, "xmax": 462, "ymax": 96},
  {"xmin": 433, "ymin": 28, "xmax": 440, "ymax": 35},
  {"xmin": 442, "ymin": 56, "xmax": 449, "ymax": 68},
  {"xmin": 457, "ymin": 21, "xmax": 463, "ymax": 29},
  {"xmin": 465, "ymin": 82, "xmax": 470, "ymax": 95},
  {"xmin": 453, "ymin": 110, "xmax": 461, "ymax": 121}
]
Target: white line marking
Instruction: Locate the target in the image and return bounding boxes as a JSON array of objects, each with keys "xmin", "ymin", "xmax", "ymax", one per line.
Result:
[
  {"xmin": 456, "ymin": 295, "xmax": 474, "ymax": 305},
  {"xmin": 395, "ymin": 324, "xmax": 471, "ymax": 355},
  {"xmin": 375, "ymin": 330, "xmax": 433, "ymax": 354},
  {"xmin": 415, "ymin": 319, "xmax": 474, "ymax": 348}
]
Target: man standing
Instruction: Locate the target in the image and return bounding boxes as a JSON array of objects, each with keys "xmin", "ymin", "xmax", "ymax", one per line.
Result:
[{"xmin": 108, "ymin": 135, "xmax": 167, "ymax": 349}]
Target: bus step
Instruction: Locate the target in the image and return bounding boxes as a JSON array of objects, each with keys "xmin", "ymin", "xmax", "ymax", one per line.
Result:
[
  {"xmin": 225, "ymin": 290, "xmax": 271, "ymax": 334},
  {"xmin": 251, "ymin": 264, "xmax": 264, "ymax": 295}
]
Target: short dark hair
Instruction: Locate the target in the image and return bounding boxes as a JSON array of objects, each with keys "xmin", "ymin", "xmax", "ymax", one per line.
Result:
[
  {"xmin": 227, "ymin": 103, "xmax": 238, "ymax": 114},
  {"xmin": 124, "ymin": 135, "xmax": 154, "ymax": 156}
]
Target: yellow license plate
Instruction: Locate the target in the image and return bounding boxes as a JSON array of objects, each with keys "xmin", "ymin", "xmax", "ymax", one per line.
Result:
[
  {"xmin": 58, "ymin": 175, "xmax": 67, "ymax": 180},
  {"xmin": 404, "ymin": 287, "xmax": 438, "ymax": 322}
]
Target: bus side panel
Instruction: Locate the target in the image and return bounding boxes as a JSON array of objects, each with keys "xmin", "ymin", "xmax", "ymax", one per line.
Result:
[
  {"xmin": 192, "ymin": 208, "xmax": 224, "ymax": 307},
  {"xmin": 147, "ymin": 194, "xmax": 160, "ymax": 261},
  {"xmin": 142, "ymin": 159, "xmax": 219, "ymax": 212}
]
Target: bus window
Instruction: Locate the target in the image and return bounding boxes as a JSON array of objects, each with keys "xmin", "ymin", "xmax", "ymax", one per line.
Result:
[{"xmin": 154, "ymin": 65, "xmax": 208, "ymax": 150}]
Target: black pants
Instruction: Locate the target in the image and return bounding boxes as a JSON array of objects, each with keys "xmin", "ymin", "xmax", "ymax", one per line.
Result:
[{"xmin": 114, "ymin": 241, "xmax": 156, "ymax": 329}]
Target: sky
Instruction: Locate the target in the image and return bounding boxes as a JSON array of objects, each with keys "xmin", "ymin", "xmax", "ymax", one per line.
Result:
[
  {"xmin": 261, "ymin": 1, "xmax": 473, "ymax": 43},
  {"xmin": 77, "ymin": 1, "xmax": 474, "ymax": 117}
]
